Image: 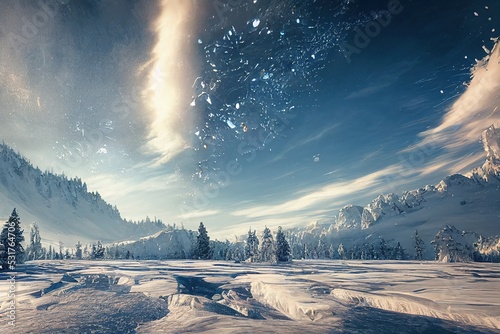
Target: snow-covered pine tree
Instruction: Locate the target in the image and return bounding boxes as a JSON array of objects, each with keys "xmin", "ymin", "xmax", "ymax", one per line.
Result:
[
  {"xmin": 96, "ymin": 241, "xmax": 105, "ymax": 259},
  {"xmin": 347, "ymin": 244, "xmax": 361, "ymax": 260},
  {"xmin": 194, "ymin": 222, "xmax": 211, "ymax": 260},
  {"xmin": 230, "ymin": 241, "xmax": 245, "ymax": 262},
  {"xmin": 47, "ymin": 245, "xmax": 53, "ymax": 260},
  {"xmin": 377, "ymin": 237, "xmax": 388, "ymax": 260},
  {"xmin": 259, "ymin": 227, "xmax": 276, "ymax": 263},
  {"xmin": 245, "ymin": 228, "xmax": 259, "ymax": 262},
  {"xmin": 58, "ymin": 241, "xmax": 64, "ymax": 260},
  {"xmin": 0, "ymin": 208, "xmax": 25, "ymax": 270},
  {"xmin": 431, "ymin": 225, "xmax": 473, "ymax": 262},
  {"xmin": 210, "ymin": 240, "xmax": 227, "ymax": 260},
  {"xmin": 360, "ymin": 243, "xmax": 375, "ymax": 260},
  {"xmin": 75, "ymin": 241, "xmax": 82, "ymax": 260},
  {"xmin": 317, "ymin": 236, "xmax": 328, "ymax": 259},
  {"xmin": 337, "ymin": 243, "xmax": 345, "ymax": 260},
  {"xmin": 412, "ymin": 230, "xmax": 425, "ymax": 260},
  {"xmin": 0, "ymin": 241, "xmax": 4, "ymax": 270},
  {"xmin": 114, "ymin": 246, "xmax": 120, "ymax": 260},
  {"xmin": 90, "ymin": 241, "xmax": 105, "ymax": 260},
  {"xmin": 26, "ymin": 222, "xmax": 43, "ymax": 261},
  {"xmin": 90, "ymin": 243, "xmax": 97, "ymax": 259},
  {"xmin": 224, "ymin": 240, "xmax": 232, "ymax": 260},
  {"xmin": 328, "ymin": 244, "xmax": 336, "ymax": 259},
  {"xmin": 392, "ymin": 242, "xmax": 406, "ymax": 260},
  {"xmin": 474, "ymin": 236, "xmax": 500, "ymax": 262},
  {"xmin": 275, "ymin": 226, "xmax": 291, "ymax": 262}
]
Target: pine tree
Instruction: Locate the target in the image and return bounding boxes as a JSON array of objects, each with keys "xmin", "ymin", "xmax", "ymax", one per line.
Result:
[
  {"xmin": 412, "ymin": 230, "xmax": 425, "ymax": 260},
  {"xmin": 317, "ymin": 236, "xmax": 328, "ymax": 259},
  {"xmin": 90, "ymin": 242, "xmax": 105, "ymax": 260},
  {"xmin": 26, "ymin": 222, "xmax": 43, "ymax": 261},
  {"xmin": 377, "ymin": 237, "xmax": 388, "ymax": 260},
  {"xmin": 58, "ymin": 241, "xmax": 64, "ymax": 260},
  {"xmin": 48, "ymin": 245, "xmax": 53, "ymax": 260},
  {"xmin": 194, "ymin": 222, "xmax": 211, "ymax": 260},
  {"xmin": 338, "ymin": 243, "xmax": 345, "ymax": 260},
  {"xmin": 432, "ymin": 225, "xmax": 473, "ymax": 262},
  {"xmin": 0, "ymin": 208, "xmax": 25, "ymax": 270},
  {"xmin": 348, "ymin": 244, "xmax": 361, "ymax": 260},
  {"xmin": 230, "ymin": 241, "xmax": 245, "ymax": 262},
  {"xmin": 90, "ymin": 243, "xmax": 97, "ymax": 260},
  {"xmin": 259, "ymin": 227, "xmax": 276, "ymax": 263},
  {"xmin": 392, "ymin": 242, "xmax": 406, "ymax": 260},
  {"xmin": 328, "ymin": 244, "xmax": 336, "ymax": 259},
  {"xmin": 361, "ymin": 243, "xmax": 375, "ymax": 260},
  {"xmin": 75, "ymin": 241, "xmax": 82, "ymax": 260},
  {"xmin": 245, "ymin": 228, "xmax": 259, "ymax": 262},
  {"xmin": 275, "ymin": 226, "xmax": 291, "ymax": 262},
  {"xmin": 96, "ymin": 241, "xmax": 105, "ymax": 259}
]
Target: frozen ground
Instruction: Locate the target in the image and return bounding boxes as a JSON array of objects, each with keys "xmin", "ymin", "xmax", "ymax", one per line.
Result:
[{"xmin": 1, "ymin": 260, "xmax": 499, "ymax": 333}]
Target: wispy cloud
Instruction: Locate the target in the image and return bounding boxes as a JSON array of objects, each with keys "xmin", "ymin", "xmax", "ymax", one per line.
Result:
[
  {"xmin": 85, "ymin": 164, "xmax": 184, "ymax": 220},
  {"xmin": 269, "ymin": 123, "xmax": 339, "ymax": 163},
  {"xmin": 345, "ymin": 60, "xmax": 416, "ymax": 100},
  {"xmin": 345, "ymin": 82, "xmax": 391, "ymax": 99},
  {"xmin": 400, "ymin": 39, "xmax": 500, "ymax": 177},
  {"xmin": 232, "ymin": 165, "xmax": 403, "ymax": 219},
  {"xmin": 178, "ymin": 210, "xmax": 219, "ymax": 220}
]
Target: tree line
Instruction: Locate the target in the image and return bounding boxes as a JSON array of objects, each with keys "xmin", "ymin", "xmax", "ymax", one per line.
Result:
[{"xmin": 1, "ymin": 209, "xmax": 499, "ymax": 269}]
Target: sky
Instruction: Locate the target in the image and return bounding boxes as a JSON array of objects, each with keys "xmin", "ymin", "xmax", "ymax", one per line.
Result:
[{"xmin": 0, "ymin": 0, "xmax": 499, "ymax": 240}]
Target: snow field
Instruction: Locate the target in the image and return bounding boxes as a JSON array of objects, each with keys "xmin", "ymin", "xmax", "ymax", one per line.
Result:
[{"xmin": 0, "ymin": 260, "xmax": 499, "ymax": 333}]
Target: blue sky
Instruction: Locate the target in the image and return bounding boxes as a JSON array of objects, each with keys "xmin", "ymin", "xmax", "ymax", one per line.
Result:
[{"xmin": 0, "ymin": 0, "xmax": 499, "ymax": 239}]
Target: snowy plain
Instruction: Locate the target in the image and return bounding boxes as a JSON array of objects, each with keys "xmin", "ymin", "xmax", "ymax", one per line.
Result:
[{"xmin": 1, "ymin": 260, "xmax": 499, "ymax": 333}]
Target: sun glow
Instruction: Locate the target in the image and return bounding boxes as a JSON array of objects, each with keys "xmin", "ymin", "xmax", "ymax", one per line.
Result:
[{"xmin": 143, "ymin": 0, "xmax": 199, "ymax": 164}]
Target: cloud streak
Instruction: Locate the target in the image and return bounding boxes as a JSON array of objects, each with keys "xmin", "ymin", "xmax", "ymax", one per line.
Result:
[
  {"xmin": 142, "ymin": 0, "xmax": 199, "ymax": 164},
  {"xmin": 232, "ymin": 165, "xmax": 403, "ymax": 219}
]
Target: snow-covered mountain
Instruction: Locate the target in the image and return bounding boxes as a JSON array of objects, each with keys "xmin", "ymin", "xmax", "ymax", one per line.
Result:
[
  {"xmin": 108, "ymin": 227, "xmax": 197, "ymax": 260},
  {"xmin": 285, "ymin": 126, "xmax": 500, "ymax": 260},
  {"xmin": 0, "ymin": 144, "xmax": 165, "ymax": 247}
]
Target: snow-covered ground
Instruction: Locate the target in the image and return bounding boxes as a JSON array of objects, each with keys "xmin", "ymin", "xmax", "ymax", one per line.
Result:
[{"xmin": 1, "ymin": 260, "xmax": 499, "ymax": 333}]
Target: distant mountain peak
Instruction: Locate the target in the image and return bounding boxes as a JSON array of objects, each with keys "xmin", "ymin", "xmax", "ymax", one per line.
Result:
[
  {"xmin": 483, "ymin": 125, "xmax": 500, "ymax": 164},
  {"xmin": 468, "ymin": 125, "xmax": 500, "ymax": 184},
  {"xmin": 335, "ymin": 126, "xmax": 500, "ymax": 232}
]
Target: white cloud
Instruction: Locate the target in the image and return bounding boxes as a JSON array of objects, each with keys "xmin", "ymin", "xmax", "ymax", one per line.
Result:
[
  {"xmin": 178, "ymin": 210, "xmax": 219, "ymax": 220},
  {"xmin": 232, "ymin": 165, "xmax": 403, "ymax": 219},
  {"xmin": 399, "ymin": 38, "xmax": 500, "ymax": 178},
  {"xmin": 84, "ymin": 166, "xmax": 184, "ymax": 221}
]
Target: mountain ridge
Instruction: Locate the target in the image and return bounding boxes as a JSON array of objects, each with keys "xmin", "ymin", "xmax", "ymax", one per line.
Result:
[
  {"xmin": 282, "ymin": 126, "xmax": 500, "ymax": 260},
  {"xmin": 333, "ymin": 125, "xmax": 500, "ymax": 232},
  {"xmin": 0, "ymin": 143, "xmax": 165, "ymax": 246}
]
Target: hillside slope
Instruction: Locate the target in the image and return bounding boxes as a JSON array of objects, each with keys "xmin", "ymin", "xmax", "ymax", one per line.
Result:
[{"xmin": 0, "ymin": 144, "xmax": 164, "ymax": 247}]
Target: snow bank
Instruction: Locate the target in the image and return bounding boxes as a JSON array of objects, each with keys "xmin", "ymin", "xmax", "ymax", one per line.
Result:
[
  {"xmin": 250, "ymin": 277, "xmax": 333, "ymax": 321},
  {"xmin": 331, "ymin": 288, "xmax": 500, "ymax": 330}
]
